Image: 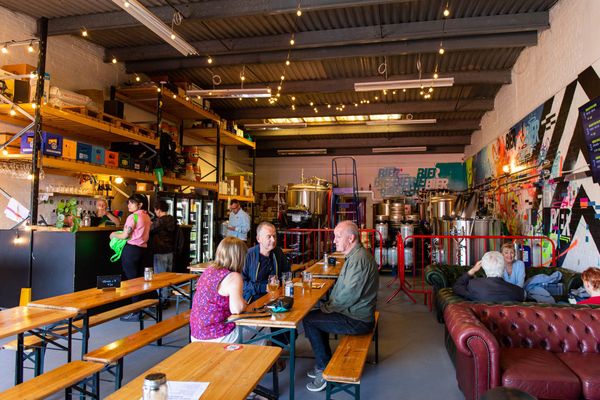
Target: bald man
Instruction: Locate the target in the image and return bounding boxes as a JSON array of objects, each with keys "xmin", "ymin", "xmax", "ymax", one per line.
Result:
[{"xmin": 303, "ymin": 220, "xmax": 379, "ymax": 392}]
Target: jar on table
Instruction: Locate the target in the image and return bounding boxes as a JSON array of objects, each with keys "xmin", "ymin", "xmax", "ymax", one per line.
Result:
[{"xmin": 142, "ymin": 372, "xmax": 168, "ymax": 400}]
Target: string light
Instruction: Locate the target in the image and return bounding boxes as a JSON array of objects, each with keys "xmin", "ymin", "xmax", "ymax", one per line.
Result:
[
  {"xmin": 296, "ymin": 8, "xmax": 302, "ymax": 16},
  {"xmin": 309, "ymin": 101, "xmax": 314, "ymax": 106},
  {"xmin": 280, "ymin": 75, "xmax": 285, "ymax": 80},
  {"xmin": 439, "ymin": 47, "xmax": 445, "ymax": 55},
  {"xmin": 170, "ymin": 33, "xmax": 176, "ymax": 40},
  {"xmin": 443, "ymin": 2, "xmax": 450, "ymax": 17},
  {"xmin": 135, "ymin": 75, "xmax": 141, "ymax": 82},
  {"xmin": 9, "ymin": 107, "xmax": 16, "ymax": 116},
  {"xmin": 291, "ymin": 96, "xmax": 296, "ymax": 101},
  {"xmin": 290, "ymin": 34, "xmax": 295, "ymax": 46},
  {"xmin": 27, "ymin": 41, "xmax": 34, "ymax": 53},
  {"xmin": 112, "ymin": 56, "xmax": 117, "ymax": 64},
  {"xmin": 207, "ymin": 56, "xmax": 213, "ymax": 64},
  {"xmin": 172, "ymin": 94, "xmax": 177, "ymax": 99},
  {"xmin": 185, "ymin": 96, "xmax": 189, "ymax": 101},
  {"xmin": 429, "ymin": 87, "xmax": 434, "ymax": 93},
  {"xmin": 1, "ymin": 45, "xmax": 7, "ymax": 54},
  {"xmin": 433, "ymin": 72, "xmax": 439, "ymax": 79},
  {"xmin": 286, "ymin": 60, "xmax": 290, "ymax": 66},
  {"xmin": 2, "ymin": 149, "xmax": 8, "ymax": 156},
  {"xmin": 81, "ymin": 28, "xmax": 88, "ymax": 37}
]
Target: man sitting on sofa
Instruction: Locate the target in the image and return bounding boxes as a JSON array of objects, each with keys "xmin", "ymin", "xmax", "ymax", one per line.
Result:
[{"xmin": 453, "ymin": 251, "xmax": 525, "ymax": 302}]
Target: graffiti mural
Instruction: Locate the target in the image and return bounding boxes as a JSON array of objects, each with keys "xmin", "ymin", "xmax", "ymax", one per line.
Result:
[
  {"xmin": 468, "ymin": 62, "xmax": 600, "ymax": 271},
  {"xmin": 373, "ymin": 162, "xmax": 466, "ymax": 197}
]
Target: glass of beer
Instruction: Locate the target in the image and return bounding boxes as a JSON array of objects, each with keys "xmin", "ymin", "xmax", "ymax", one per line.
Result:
[
  {"xmin": 302, "ymin": 271, "xmax": 313, "ymax": 294},
  {"xmin": 267, "ymin": 275, "xmax": 280, "ymax": 299}
]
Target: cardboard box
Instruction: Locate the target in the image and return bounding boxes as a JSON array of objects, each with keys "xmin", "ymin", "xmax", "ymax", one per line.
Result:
[
  {"xmin": 29, "ymin": 73, "xmax": 50, "ymax": 104},
  {"xmin": 21, "ymin": 132, "xmax": 62, "ymax": 157},
  {"xmin": 118, "ymin": 152, "xmax": 131, "ymax": 169},
  {"xmin": 62, "ymin": 139, "xmax": 77, "ymax": 159},
  {"xmin": 91, "ymin": 146, "xmax": 105, "ymax": 165},
  {"xmin": 76, "ymin": 142, "xmax": 92, "ymax": 162},
  {"xmin": 105, "ymin": 150, "xmax": 118, "ymax": 167},
  {"xmin": 1, "ymin": 64, "xmax": 36, "ymax": 76},
  {"xmin": 76, "ymin": 89, "xmax": 104, "ymax": 108}
]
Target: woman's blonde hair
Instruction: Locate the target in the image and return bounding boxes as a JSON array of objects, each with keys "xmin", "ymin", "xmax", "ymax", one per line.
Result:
[{"xmin": 213, "ymin": 237, "xmax": 248, "ymax": 273}]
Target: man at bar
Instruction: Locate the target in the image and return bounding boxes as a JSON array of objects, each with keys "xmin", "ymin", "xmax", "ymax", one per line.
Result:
[
  {"xmin": 242, "ymin": 221, "xmax": 290, "ymax": 302},
  {"xmin": 92, "ymin": 197, "xmax": 121, "ymax": 226},
  {"xmin": 453, "ymin": 251, "xmax": 526, "ymax": 302},
  {"xmin": 150, "ymin": 199, "xmax": 176, "ymax": 309},
  {"xmin": 303, "ymin": 220, "xmax": 379, "ymax": 392},
  {"xmin": 226, "ymin": 199, "xmax": 250, "ymax": 242}
]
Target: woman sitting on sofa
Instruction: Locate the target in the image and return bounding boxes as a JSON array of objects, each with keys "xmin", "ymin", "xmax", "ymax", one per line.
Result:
[
  {"xmin": 501, "ymin": 242, "xmax": 526, "ymax": 287},
  {"xmin": 579, "ymin": 267, "xmax": 600, "ymax": 304}
]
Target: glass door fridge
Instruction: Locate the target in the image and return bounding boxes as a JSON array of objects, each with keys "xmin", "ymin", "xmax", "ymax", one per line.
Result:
[{"xmin": 201, "ymin": 199, "xmax": 215, "ymax": 262}]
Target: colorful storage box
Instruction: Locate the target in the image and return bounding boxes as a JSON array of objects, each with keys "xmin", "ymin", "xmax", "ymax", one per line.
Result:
[
  {"xmin": 20, "ymin": 132, "xmax": 63, "ymax": 157},
  {"xmin": 105, "ymin": 150, "xmax": 118, "ymax": 167},
  {"xmin": 91, "ymin": 146, "xmax": 105, "ymax": 165},
  {"xmin": 62, "ymin": 139, "xmax": 77, "ymax": 160},
  {"xmin": 118, "ymin": 152, "xmax": 131, "ymax": 169},
  {"xmin": 76, "ymin": 142, "xmax": 92, "ymax": 162}
]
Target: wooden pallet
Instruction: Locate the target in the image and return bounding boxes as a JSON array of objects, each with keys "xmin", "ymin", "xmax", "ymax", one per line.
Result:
[{"xmin": 60, "ymin": 106, "xmax": 155, "ymax": 138}]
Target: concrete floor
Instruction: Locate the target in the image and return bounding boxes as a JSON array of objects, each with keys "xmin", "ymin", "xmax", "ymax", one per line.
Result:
[{"xmin": 0, "ymin": 276, "xmax": 464, "ymax": 399}]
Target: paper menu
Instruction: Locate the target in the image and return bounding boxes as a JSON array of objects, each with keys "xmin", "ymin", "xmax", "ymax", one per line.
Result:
[{"xmin": 167, "ymin": 381, "xmax": 210, "ymax": 399}]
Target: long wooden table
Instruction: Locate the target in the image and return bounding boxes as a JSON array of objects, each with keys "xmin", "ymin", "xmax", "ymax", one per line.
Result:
[
  {"xmin": 28, "ymin": 272, "xmax": 198, "ymax": 355},
  {"xmin": 305, "ymin": 257, "xmax": 345, "ymax": 279},
  {"xmin": 233, "ymin": 278, "xmax": 335, "ymax": 400},
  {"xmin": 0, "ymin": 306, "xmax": 78, "ymax": 384},
  {"xmin": 105, "ymin": 342, "xmax": 281, "ymax": 400}
]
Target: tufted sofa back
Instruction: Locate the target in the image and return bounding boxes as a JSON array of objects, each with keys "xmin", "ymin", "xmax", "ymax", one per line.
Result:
[{"xmin": 467, "ymin": 304, "xmax": 600, "ymax": 353}]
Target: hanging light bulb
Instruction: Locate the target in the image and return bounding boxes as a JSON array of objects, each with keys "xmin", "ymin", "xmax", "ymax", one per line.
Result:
[
  {"xmin": 115, "ymin": 176, "xmax": 124, "ymax": 184},
  {"xmin": 27, "ymin": 41, "xmax": 34, "ymax": 53},
  {"xmin": 135, "ymin": 75, "xmax": 141, "ymax": 82},
  {"xmin": 291, "ymin": 96, "xmax": 296, "ymax": 101},
  {"xmin": 207, "ymin": 56, "xmax": 213, "ymax": 64},
  {"xmin": 433, "ymin": 72, "xmax": 439, "ymax": 79},
  {"xmin": 429, "ymin": 87, "xmax": 434, "ymax": 93},
  {"xmin": 172, "ymin": 94, "xmax": 177, "ymax": 99},
  {"xmin": 241, "ymin": 75, "xmax": 246, "ymax": 81},
  {"xmin": 2, "ymin": 149, "xmax": 8, "ymax": 156},
  {"xmin": 420, "ymin": 90, "xmax": 424, "ymax": 96},
  {"xmin": 280, "ymin": 75, "xmax": 285, "ymax": 80},
  {"xmin": 291, "ymin": 105, "xmax": 296, "ymax": 110},
  {"xmin": 112, "ymin": 56, "xmax": 117, "ymax": 64},
  {"xmin": 402, "ymin": 88, "xmax": 406, "ymax": 93},
  {"xmin": 327, "ymin": 104, "xmax": 331, "ymax": 108},
  {"xmin": 157, "ymin": 88, "xmax": 162, "ymax": 93},
  {"xmin": 81, "ymin": 28, "xmax": 88, "ymax": 37},
  {"xmin": 290, "ymin": 36, "xmax": 295, "ymax": 46},
  {"xmin": 439, "ymin": 47, "xmax": 445, "ymax": 55},
  {"xmin": 185, "ymin": 96, "xmax": 189, "ymax": 101},
  {"xmin": 297, "ymin": 9, "xmax": 302, "ymax": 16},
  {"xmin": 286, "ymin": 60, "xmax": 290, "ymax": 66},
  {"xmin": 309, "ymin": 101, "xmax": 314, "ymax": 106},
  {"xmin": 170, "ymin": 33, "xmax": 176, "ymax": 40},
  {"xmin": 31, "ymin": 103, "xmax": 37, "ymax": 109},
  {"xmin": 277, "ymin": 85, "xmax": 282, "ymax": 91},
  {"xmin": 1, "ymin": 45, "xmax": 8, "ymax": 54},
  {"xmin": 9, "ymin": 107, "xmax": 16, "ymax": 116}
]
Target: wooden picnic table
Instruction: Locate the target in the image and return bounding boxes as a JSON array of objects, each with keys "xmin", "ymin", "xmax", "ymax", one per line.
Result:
[
  {"xmin": 305, "ymin": 258, "xmax": 344, "ymax": 279},
  {"xmin": 0, "ymin": 306, "xmax": 78, "ymax": 384},
  {"xmin": 27, "ymin": 272, "xmax": 198, "ymax": 355},
  {"xmin": 233, "ymin": 278, "xmax": 334, "ymax": 400},
  {"xmin": 104, "ymin": 342, "xmax": 281, "ymax": 400}
]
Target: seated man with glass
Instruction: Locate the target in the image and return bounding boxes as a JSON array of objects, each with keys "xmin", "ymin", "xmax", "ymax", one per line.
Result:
[{"xmin": 242, "ymin": 221, "xmax": 290, "ymax": 302}]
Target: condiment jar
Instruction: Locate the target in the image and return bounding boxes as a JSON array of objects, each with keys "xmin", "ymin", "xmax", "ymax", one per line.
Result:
[{"xmin": 142, "ymin": 372, "xmax": 168, "ymax": 400}]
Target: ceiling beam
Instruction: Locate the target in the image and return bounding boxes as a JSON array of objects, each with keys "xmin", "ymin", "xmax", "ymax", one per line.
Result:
[
  {"xmin": 214, "ymin": 70, "xmax": 511, "ymax": 95},
  {"xmin": 125, "ymin": 32, "xmax": 537, "ymax": 72},
  {"xmin": 255, "ymin": 135, "xmax": 472, "ymax": 149},
  {"xmin": 47, "ymin": 0, "xmax": 411, "ymax": 36},
  {"xmin": 222, "ymin": 99, "xmax": 494, "ymax": 120},
  {"xmin": 248, "ymin": 120, "xmax": 480, "ymax": 137},
  {"xmin": 256, "ymin": 145, "xmax": 466, "ymax": 157},
  {"xmin": 108, "ymin": 13, "xmax": 548, "ymax": 61}
]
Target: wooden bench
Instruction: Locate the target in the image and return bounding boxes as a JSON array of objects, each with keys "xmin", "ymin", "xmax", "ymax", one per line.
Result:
[
  {"xmin": 0, "ymin": 360, "xmax": 104, "ymax": 400},
  {"xmin": 1, "ymin": 299, "xmax": 158, "ymax": 375},
  {"xmin": 323, "ymin": 311, "xmax": 380, "ymax": 400},
  {"xmin": 83, "ymin": 310, "xmax": 191, "ymax": 390}
]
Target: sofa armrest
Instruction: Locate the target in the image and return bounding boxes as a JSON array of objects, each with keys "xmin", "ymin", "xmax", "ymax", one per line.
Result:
[
  {"xmin": 557, "ymin": 267, "xmax": 583, "ymax": 292},
  {"xmin": 425, "ymin": 264, "xmax": 474, "ymax": 290}
]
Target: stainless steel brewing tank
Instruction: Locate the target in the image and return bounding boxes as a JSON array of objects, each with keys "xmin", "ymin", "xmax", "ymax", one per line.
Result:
[
  {"xmin": 472, "ymin": 217, "xmax": 503, "ymax": 261},
  {"xmin": 429, "ymin": 195, "xmax": 457, "ymax": 221},
  {"xmin": 287, "ymin": 182, "xmax": 329, "ymax": 216}
]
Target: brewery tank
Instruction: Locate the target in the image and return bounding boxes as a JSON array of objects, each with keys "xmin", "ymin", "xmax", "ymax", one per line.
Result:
[{"xmin": 286, "ymin": 176, "xmax": 329, "ymax": 227}]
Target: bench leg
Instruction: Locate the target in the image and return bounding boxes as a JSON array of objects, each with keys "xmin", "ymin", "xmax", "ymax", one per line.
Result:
[
  {"xmin": 355, "ymin": 383, "xmax": 360, "ymax": 400},
  {"xmin": 15, "ymin": 333, "xmax": 24, "ymax": 385},
  {"xmin": 271, "ymin": 364, "xmax": 279, "ymax": 397},
  {"xmin": 326, "ymin": 382, "xmax": 332, "ymax": 400},
  {"xmin": 115, "ymin": 359, "xmax": 124, "ymax": 390},
  {"xmin": 93, "ymin": 372, "xmax": 100, "ymax": 400},
  {"xmin": 157, "ymin": 305, "xmax": 163, "ymax": 346}
]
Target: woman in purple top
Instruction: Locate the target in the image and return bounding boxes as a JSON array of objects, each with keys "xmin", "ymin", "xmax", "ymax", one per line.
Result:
[{"xmin": 190, "ymin": 236, "xmax": 249, "ymax": 342}]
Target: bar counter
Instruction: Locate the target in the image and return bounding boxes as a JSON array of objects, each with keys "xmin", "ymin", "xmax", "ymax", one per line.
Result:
[{"xmin": 0, "ymin": 225, "xmax": 122, "ymax": 308}]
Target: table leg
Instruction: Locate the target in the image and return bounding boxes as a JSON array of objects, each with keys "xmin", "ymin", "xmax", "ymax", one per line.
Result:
[
  {"xmin": 81, "ymin": 314, "xmax": 90, "ymax": 357},
  {"xmin": 289, "ymin": 328, "xmax": 296, "ymax": 400},
  {"xmin": 15, "ymin": 333, "xmax": 24, "ymax": 384},
  {"xmin": 67, "ymin": 318, "xmax": 72, "ymax": 362}
]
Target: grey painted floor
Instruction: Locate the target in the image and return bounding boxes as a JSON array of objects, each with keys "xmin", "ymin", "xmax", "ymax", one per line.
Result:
[{"xmin": 0, "ymin": 277, "xmax": 464, "ymax": 399}]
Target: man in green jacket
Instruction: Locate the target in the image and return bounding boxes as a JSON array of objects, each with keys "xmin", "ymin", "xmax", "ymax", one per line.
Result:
[{"xmin": 303, "ymin": 220, "xmax": 379, "ymax": 392}]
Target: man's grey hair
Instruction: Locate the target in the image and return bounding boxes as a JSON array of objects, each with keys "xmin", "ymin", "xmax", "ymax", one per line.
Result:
[
  {"xmin": 481, "ymin": 251, "xmax": 505, "ymax": 278},
  {"xmin": 257, "ymin": 221, "xmax": 276, "ymax": 237},
  {"xmin": 336, "ymin": 220, "xmax": 359, "ymax": 242}
]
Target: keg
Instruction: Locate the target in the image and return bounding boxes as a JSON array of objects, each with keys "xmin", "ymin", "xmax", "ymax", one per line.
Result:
[
  {"xmin": 400, "ymin": 223, "xmax": 413, "ymax": 244},
  {"xmin": 387, "ymin": 246, "xmax": 398, "ymax": 268},
  {"xmin": 375, "ymin": 214, "xmax": 389, "ymax": 222},
  {"xmin": 404, "ymin": 247, "xmax": 414, "ymax": 268},
  {"xmin": 374, "ymin": 247, "xmax": 388, "ymax": 268},
  {"xmin": 375, "ymin": 222, "xmax": 388, "ymax": 242},
  {"xmin": 429, "ymin": 195, "xmax": 457, "ymax": 221}
]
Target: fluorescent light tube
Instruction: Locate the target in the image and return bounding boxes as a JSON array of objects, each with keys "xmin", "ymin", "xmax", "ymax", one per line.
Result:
[
  {"xmin": 113, "ymin": 0, "xmax": 198, "ymax": 56},
  {"xmin": 187, "ymin": 88, "xmax": 272, "ymax": 98},
  {"xmin": 277, "ymin": 149, "xmax": 327, "ymax": 155},
  {"xmin": 245, "ymin": 123, "xmax": 307, "ymax": 130},
  {"xmin": 371, "ymin": 146, "xmax": 427, "ymax": 153},
  {"xmin": 355, "ymin": 78, "xmax": 454, "ymax": 91},
  {"xmin": 366, "ymin": 119, "xmax": 436, "ymax": 125}
]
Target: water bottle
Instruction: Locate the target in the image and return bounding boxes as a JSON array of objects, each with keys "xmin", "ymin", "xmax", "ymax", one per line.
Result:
[
  {"xmin": 142, "ymin": 373, "xmax": 168, "ymax": 400},
  {"xmin": 323, "ymin": 252, "xmax": 328, "ymax": 267}
]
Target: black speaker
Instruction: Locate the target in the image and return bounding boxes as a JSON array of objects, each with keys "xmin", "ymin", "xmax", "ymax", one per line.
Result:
[{"xmin": 104, "ymin": 100, "xmax": 124, "ymax": 119}]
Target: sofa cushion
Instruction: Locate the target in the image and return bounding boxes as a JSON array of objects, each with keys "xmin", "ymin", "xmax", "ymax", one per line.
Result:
[
  {"xmin": 501, "ymin": 348, "xmax": 581, "ymax": 399},
  {"xmin": 556, "ymin": 353, "xmax": 600, "ymax": 400}
]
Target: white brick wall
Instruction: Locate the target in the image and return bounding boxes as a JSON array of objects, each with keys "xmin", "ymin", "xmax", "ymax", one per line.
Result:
[{"xmin": 466, "ymin": 0, "xmax": 600, "ymax": 158}]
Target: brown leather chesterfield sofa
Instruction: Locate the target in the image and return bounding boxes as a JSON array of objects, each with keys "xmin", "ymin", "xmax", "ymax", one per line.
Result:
[{"xmin": 444, "ymin": 302, "xmax": 600, "ymax": 400}]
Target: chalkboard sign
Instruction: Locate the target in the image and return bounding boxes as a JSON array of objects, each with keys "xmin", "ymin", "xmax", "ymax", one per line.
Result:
[
  {"xmin": 97, "ymin": 275, "xmax": 121, "ymax": 289},
  {"xmin": 579, "ymin": 96, "xmax": 600, "ymax": 183}
]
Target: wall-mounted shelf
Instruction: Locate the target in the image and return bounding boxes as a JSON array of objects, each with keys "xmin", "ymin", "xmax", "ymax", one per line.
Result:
[
  {"xmin": 184, "ymin": 128, "xmax": 256, "ymax": 149},
  {"xmin": 116, "ymin": 86, "xmax": 220, "ymax": 123},
  {"xmin": 0, "ymin": 104, "xmax": 158, "ymax": 147},
  {"xmin": 163, "ymin": 176, "xmax": 218, "ymax": 191},
  {"xmin": 218, "ymin": 193, "xmax": 255, "ymax": 202}
]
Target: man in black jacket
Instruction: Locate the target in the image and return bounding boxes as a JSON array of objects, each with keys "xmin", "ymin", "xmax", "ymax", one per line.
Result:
[
  {"xmin": 453, "ymin": 251, "xmax": 525, "ymax": 302},
  {"xmin": 150, "ymin": 200, "xmax": 176, "ymax": 308}
]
